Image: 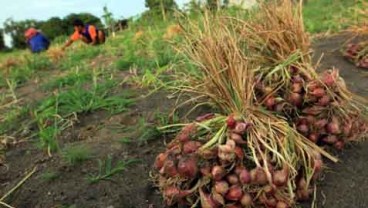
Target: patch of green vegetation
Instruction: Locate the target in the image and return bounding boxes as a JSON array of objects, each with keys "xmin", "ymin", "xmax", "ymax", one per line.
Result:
[
  {"xmin": 303, "ymin": 0, "xmax": 362, "ymax": 34},
  {"xmin": 62, "ymin": 145, "xmax": 93, "ymax": 165},
  {"xmin": 0, "ymin": 106, "xmax": 30, "ymax": 135},
  {"xmin": 41, "ymin": 70, "xmax": 92, "ymax": 90},
  {"xmin": 118, "ymin": 137, "xmax": 132, "ymax": 144},
  {"xmin": 40, "ymin": 171, "xmax": 60, "ymax": 182},
  {"xmin": 87, "ymin": 155, "xmax": 140, "ymax": 184},
  {"xmin": 24, "ymin": 55, "xmax": 52, "ymax": 71}
]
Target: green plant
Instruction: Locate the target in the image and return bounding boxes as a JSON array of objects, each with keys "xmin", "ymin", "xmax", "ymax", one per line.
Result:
[
  {"xmin": 62, "ymin": 145, "xmax": 93, "ymax": 165},
  {"xmin": 41, "ymin": 70, "xmax": 91, "ymax": 90},
  {"xmin": 87, "ymin": 155, "xmax": 140, "ymax": 183},
  {"xmin": 118, "ymin": 137, "xmax": 132, "ymax": 144}
]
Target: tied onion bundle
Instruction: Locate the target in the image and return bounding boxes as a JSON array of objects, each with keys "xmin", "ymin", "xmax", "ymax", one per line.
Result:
[{"xmin": 153, "ymin": 114, "xmax": 330, "ymax": 207}]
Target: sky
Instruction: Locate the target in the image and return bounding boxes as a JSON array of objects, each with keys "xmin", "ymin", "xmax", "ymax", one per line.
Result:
[{"xmin": 0, "ymin": 0, "xmax": 189, "ymax": 46}]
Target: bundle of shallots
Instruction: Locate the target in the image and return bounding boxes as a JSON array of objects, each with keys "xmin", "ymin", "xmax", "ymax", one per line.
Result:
[{"xmin": 154, "ymin": 113, "xmax": 331, "ymax": 207}]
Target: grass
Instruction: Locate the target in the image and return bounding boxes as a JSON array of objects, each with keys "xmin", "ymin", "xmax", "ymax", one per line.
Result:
[
  {"xmin": 303, "ymin": 0, "xmax": 363, "ymax": 34},
  {"xmin": 87, "ymin": 155, "xmax": 140, "ymax": 184},
  {"xmin": 41, "ymin": 70, "xmax": 92, "ymax": 90},
  {"xmin": 62, "ymin": 145, "xmax": 93, "ymax": 165}
]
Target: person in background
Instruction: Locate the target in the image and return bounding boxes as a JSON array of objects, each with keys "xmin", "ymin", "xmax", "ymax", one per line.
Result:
[
  {"xmin": 24, "ymin": 28, "xmax": 50, "ymax": 53},
  {"xmin": 62, "ymin": 19, "xmax": 106, "ymax": 50}
]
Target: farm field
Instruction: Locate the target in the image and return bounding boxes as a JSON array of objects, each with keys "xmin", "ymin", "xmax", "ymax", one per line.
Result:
[{"xmin": 1, "ymin": 1, "xmax": 368, "ymax": 208}]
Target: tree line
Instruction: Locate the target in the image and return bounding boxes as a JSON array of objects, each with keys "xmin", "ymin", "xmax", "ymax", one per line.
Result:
[{"xmin": 0, "ymin": 0, "xmax": 231, "ymax": 50}]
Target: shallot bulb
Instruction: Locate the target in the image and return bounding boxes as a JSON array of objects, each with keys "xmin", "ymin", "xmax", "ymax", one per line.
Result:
[
  {"xmin": 273, "ymin": 166, "xmax": 289, "ymax": 186},
  {"xmin": 240, "ymin": 193, "xmax": 253, "ymax": 206},
  {"xmin": 154, "ymin": 153, "xmax": 167, "ymax": 170},
  {"xmin": 183, "ymin": 141, "xmax": 201, "ymax": 154},
  {"xmin": 177, "ymin": 156, "xmax": 198, "ymax": 178},
  {"xmin": 225, "ymin": 185, "xmax": 243, "ymax": 201},
  {"xmin": 233, "ymin": 122, "xmax": 250, "ymax": 134},
  {"xmin": 212, "ymin": 165, "xmax": 226, "ymax": 181},
  {"xmin": 214, "ymin": 181, "xmax": 229, "ymax": 195}
]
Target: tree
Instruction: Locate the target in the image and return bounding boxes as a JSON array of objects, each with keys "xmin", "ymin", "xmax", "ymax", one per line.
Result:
[
  {"xmin": 0, "ymin": 29, "xmax": 5, "ymax": 51},
  {"xmin": 39, "ymin": 17, "xmax": 67, "ymax": 40},
  {"xmin": 145, "ymin": 0, "xmax": 178, "ymax": 20},
  {"xmin": 3, "ymin": 18, "xmax": 41, "ymax": 49},
  {"xmin": 102, "ymin": 6, "xmax": 116, "ymax": 37}
]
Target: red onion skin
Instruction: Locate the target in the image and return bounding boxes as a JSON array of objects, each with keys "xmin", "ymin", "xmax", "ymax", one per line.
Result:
[
  {"xmin": 273, "ymin": 167, "xmax": 289, "ymax": 187},
  {"xmin": 240, "ymin": 193, "xmax": 253, "ymax": 206},
  {"xmin": 315, "ymin": 119, "xmax": 328, "ymax": 129},
  {"xmin": 308, "ymin": 133, "xmax": 319, "ymax": 143},
  {"xmin": 313, "ymin": 159, "xmax": 323, "ymax": 181},
  {"xmin": 230, "ymin": 133, "xmax": 247, "ymax": 144},
  {"xmin": 212, "ymin": 165, "xmax": 226, "ymax": 181},
  {"xmin": 199, "ymin": 189, "xmax": 219, "ymax": 208},
  {"xmin": 233, "ymin": 122, "xmax": 250, "ymax": 134},
  {"xmin": 167, "ymin": 145, "xmax": 181, "ymax": 155},
  {"xmin": 212, "ymin": 192, "xmax": 225, "ymax": 206},
  {"xmin": 183, "ymin": 141, "xmax": 201, "ymax": 154},
  {"xmin": 226, "ymin": 116, "xmax": 237, "ymax": 129},
  {"xmin": 276, "ymin": 201, "xmax": 289, "ymax": 208},
  {"xmin": 322, "ymin": 72, "xmax": 336, "ymax": 87},
  {"xmin": 250, "ymin": 168, "xmax": 268, "ymax": 185},
  {"xmin": 296, "ymin": 189, "xmax": 310, "ymax": 201},
  {"xmin": 225, "ymin": 204, "xmax": 242, "ymax": 208},
  {"xmin": 343, "ymin": 122, "xmax": 352, "ymax": 136},
  {"xmin": 154, "ymin": 153, "xmax": 167, "ymax": 170},
  {"xmin": 297, "ymin": 124, "xmax": 309, "ymax": 134},
  {"xmin": 289, "ymin": 92, "xmax": 303, "ymax": 107},
  {"xmin": 239, "ymin": 169, "xmax": 251, "ymax": 184},
  {"xmin": 227, "ymin": 174, "xmax": 239, "ymax": 185},
  {"xmin": 292, "ymin": 75, "xmax": 303, "ymax": 83},
  {"xmin": 297, "ymin": 177, "xmax": 307, "ymax": 191},
  {"xmin": 291, "ymin": 82, "xmax": 303, "ymax": 93},
  {"xmin": 214, "ymin": 181, "xmax": 230, "ymax": 195},
  {"xmin": 176, "ymin": 132, "xmax": 190, "ymax": 143},
  {"xmin": 177, "ymin": 156, "xmax": 198, "ymax": 178},
  {"xmin": 334, "ymin": 141, "xmax": 344, "ymax": 150},
  {"xmin": 163, "ymin": 186, "xmax": 192, "ymax": 205},
  {"xmin": 307, "ymin": 81, "xmax": 320, "ymax": 91},
  {"xmin": 310, "ymin": 88, "xmax": 325, "ymax": 98},
  {"xmin": 317, "ymin": 95, "xmax": 330, "ymax": 106},
  {"xmin": 200, "ymin": 148, "xmax": 218, "ymax": 159},
  {"xmin": 234, "ymin": 146, "xmax": 244, "ymax": 159},
  {"xmin": 322, "ymin": 135, "xmax": 338, "ymax": 144},
  {"xmin": 161, "ymin": 160, "xmax": 178, "ymax": 177},
  {"xmin": 327, "ymin": 117, "xmax": 341, "ymax": 134},
  {"xmin": 265, "ymin": 97, "xmax": 276, "ymax": 110},
  {"xmin": 225, "ymin": 185, "xmax": 243, "ymax": 201},
  {"xmin": 200, "ymin": 165, "xmax": 211, "ymax": 177}
]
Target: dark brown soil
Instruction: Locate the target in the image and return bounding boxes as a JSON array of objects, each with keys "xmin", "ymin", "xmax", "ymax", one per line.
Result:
[{"xmin": 1, "ymin": 35, "xmax": 368, "ymax": 208}]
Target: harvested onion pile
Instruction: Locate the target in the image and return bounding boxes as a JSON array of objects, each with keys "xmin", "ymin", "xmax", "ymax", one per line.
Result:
[
  {"xmin": 344, "ymin": 43, "xmax": 368, "ymax": 69},
  {"xmin": 154, "ymin": 114, "xmax": 325, "ymax": 207},
  {"xmin": 256, "ymin": 66, "xmax": 368, "ymax": 151}
]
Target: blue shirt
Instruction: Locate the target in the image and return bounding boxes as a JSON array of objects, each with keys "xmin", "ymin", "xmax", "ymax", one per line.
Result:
[{"xmin": 28, "ymin": 33, "xmax": 50, "ymax": 53}]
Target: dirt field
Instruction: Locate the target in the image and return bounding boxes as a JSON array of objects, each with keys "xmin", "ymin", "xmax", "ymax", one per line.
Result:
[{"xmin": 1, "ymin": 34, "xmax": 368, "ymax": 208}]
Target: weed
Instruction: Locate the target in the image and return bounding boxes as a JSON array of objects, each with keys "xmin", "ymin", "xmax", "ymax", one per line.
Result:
[
  {"xmin": 41, "ymin": 70, "xmax": 92, "ymax": 90},
  {"xmin": 87, "ymin": 155, "xmax": 140, "ymax": 184},
  {"xmin": 62, "ymin": 145, "xmax": 93, "ymax": 165},
  {"xmin": 303, "ymin": 0, "xmax": 361, "ymax": 33},
  {"xmin": 118, "ymin": 137, "xmax": 132, "ymax": 144}
]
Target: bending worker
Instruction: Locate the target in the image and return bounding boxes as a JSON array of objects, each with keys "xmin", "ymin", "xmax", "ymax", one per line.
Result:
[
  {"xmin": 62, "ymin": 19, "xmax": 105, "ymax": 50},
  {"xmin": 24, "ymin": 28, "xmax": 50, "ymax": 53}
]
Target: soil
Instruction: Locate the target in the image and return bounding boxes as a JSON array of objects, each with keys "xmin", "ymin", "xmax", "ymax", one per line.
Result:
[{"xmin": 1, "ymin": 34, "xmax": 368, "ymax": 208}]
